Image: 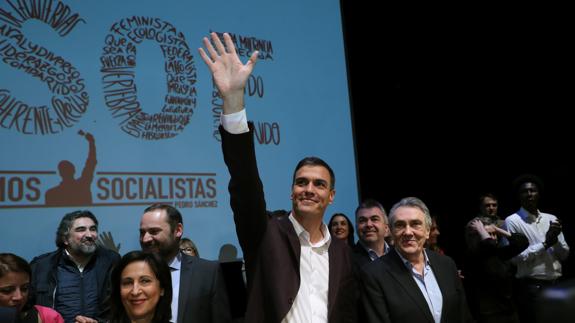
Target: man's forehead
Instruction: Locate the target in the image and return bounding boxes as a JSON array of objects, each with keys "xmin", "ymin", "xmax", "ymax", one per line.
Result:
[
  {"xmin": 357, "ymin": 207, "xmax": 384, "ymax": 219},
  {"xmin": 483, "ymin": 197, "xmax": 497, "ymax": 204},
  {"xmin": 394, "ymin": 207, "xmax": 424, "ymax": 220},
  {"xmin": 295, "ymin": 165, "xmax": 331, "ymax": 180},
  {"xmin": 72, "ymin": 217, "xmax": 95, "ymax": 227},
  {"xmin": 520, "ymin": 182, "xmax": 538, "ymax": 190},
  {"xmin": 141, "ymin": 210, "xmax": 169, "ymax": 227}
]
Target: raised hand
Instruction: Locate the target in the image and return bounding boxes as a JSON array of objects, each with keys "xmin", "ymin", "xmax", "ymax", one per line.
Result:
[
  {"xmin": 96, "ymin": 231, "xmax": 121, "ymax": 253},
  {"xmin": 468, "ymin": 218, "xmax": 490, "ymax": 240},
  {"xmin": 198, "ymin": 32, "xmax": 259, "ymax": 114}
]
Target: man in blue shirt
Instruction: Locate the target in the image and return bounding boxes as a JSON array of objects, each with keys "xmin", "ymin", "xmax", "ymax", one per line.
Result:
[{"xmin": 360, "ymin": 197, "xmax": 473, "ymax": 323}]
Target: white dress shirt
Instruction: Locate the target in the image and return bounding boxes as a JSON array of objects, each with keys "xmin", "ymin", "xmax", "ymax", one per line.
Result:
[
  {"xmin": 505, "ymin": 207, "xmax": 570, "ymax": 280},
  {"xmin": 282, "ymin": 214, "xmax": 331, "ymax": 323}
]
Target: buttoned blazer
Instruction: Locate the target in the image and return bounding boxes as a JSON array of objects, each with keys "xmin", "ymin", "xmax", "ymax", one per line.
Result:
[
  {"xmin": 360, "ymin": 248, "xmax": 473, "ymax": 323},
  {"xmin": 220, "ymin": 124, "xmax": 357, "ymax": 323}
]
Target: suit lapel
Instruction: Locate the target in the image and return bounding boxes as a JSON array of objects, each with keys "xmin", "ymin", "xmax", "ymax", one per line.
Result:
[
  {"xmin": 427, "ymin": 251, "xmax": 449, "ymax": 321},
  {"xmin": 277, "ymin": 216, "xmax": 301, "ymax": 265},
  {"xmin": 387, "ymin": 249, "xmax": 435, "ymax": 323},
  {"xmin": 178, "ymin": 254, "xmax": 193, "ymax": 323},
  {"xmin": 327, "ymin": 239, "xmax": 343, "ymax": 316}
]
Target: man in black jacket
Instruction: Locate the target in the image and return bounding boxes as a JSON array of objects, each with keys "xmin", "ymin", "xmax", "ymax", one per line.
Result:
[
  {"xmin": 353, "ymin": 199, "xmax": 390, "ymax": 269},
  {"xmin": 360, "ymin": 197, "xmax": 473, "ymax": 323},
  {"xmin": 30, "ymin": 210, "xmax": 120, "ymax": 323},
  {"xmin": 139, "ymin": 204, "xmax": 231, "ymax": 323}
]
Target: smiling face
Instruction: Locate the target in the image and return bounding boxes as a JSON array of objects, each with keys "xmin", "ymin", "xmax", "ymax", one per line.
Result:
[
  {"xmin": 330, "ymin": 215, "xmax": 350, "ymax": 241},
  {"xmin": 0, "ymin": 272, "xmax": 29, "ymax": 312},
  {"xmin": 356, "ymin": 207, "xmax": 388, "ymax": 246},
  {"xmin": 120, "ymin": 261, "xmax": 163, "ymax": 322},
  {"xmin": 65, "ymin": 217, "xmax": 98, "ymax": 257},
  {"xmin": 291, "ymin": 165, "xmax": 335, "ymax": 218},
  {"xmin": 391, "ymin": 206, "xmax": 430, "ymax": 260},
  {"xmin": 140, "ymin": 209, "xmax": 182, "ymax": 262}
]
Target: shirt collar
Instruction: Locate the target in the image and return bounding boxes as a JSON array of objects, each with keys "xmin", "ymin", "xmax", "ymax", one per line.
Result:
[
  {"xmin": 359, "ymin": 240, "xmax": 389, "ymax": 260},
  {"xmin": 518, "ymin": 207, "xmax": 541, "ymax": 222},
  {"xmin": 288, "ymin": 213, "xmax": 331, "ymax": 249},
  {"xmin": 396, "ymin": 247, "xmax": 430, "ymax": 270},
  {"xmin": 169, "ymin": 251, "xmax": 182, "ymax": 271}
]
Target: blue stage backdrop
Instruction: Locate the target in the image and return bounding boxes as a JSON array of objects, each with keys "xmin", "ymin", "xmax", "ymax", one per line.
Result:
[{"xmin": 0, "ymin": 0, "xmax": 358, "ymax": 260}]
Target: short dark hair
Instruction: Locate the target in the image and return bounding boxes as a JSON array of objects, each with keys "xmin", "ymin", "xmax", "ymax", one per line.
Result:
[
  {"xmin": 144, "ymin": 204, "xmax": 183, "ymax": 232},
  {"xmin": 109, "ymin": 251, "xmax": 172, "ymax": 323},
  {"xmin": 292, "ymin": 157, "xmax": 335, "ymax": 189},
  {"xmin": 513, "ymin": 174, "xmax": 544, "ymax": 195},
  {"xmin": 56, "ymin": 210, "xmax": 98, "ymax": 248},
  {"xmin": 355, "ymin": 198, "xmax": 387, "ymax": 221},
  {"xmin": 328, "ymin": 213, "xmax": 355, "ymax": 245},
  {"xmin": 478, "ymin": 193, "xmax": 498, "ymax": 208}
]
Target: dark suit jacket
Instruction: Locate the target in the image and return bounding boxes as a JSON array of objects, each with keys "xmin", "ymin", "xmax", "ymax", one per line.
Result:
[
  {"xmin": 360, "ymin": 248, "xmax": 473, "ymax": 323},
  {"xmin": 177, "ymin": 253, "xmax": 231, "ymax": 323},
  {"xmin": 220, "ymin": 124, "xmax": 356, "ymax": 323},
  {"xmin": 352, "ymin": 242, "xmax": 373, "ymax": 270}
]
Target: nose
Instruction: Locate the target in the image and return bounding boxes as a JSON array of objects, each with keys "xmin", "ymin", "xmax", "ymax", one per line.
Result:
[
  {"xmin": 403, "ymin": 225, "xmax": 414, "ymax": 236},
  {"xmin": 304, "ymin": 182, "xmax": 315, "ymax": 193},
  {"xmin": 130, "ymin": 283, "xmax": 141, "ymax": 295},
  {"xmin": 12, "ymin": 288, "xmax": 23, "ymax": 301},
  {"xmin": 142, "ymin": 232, "xmax": 153, "ymax": 243}
]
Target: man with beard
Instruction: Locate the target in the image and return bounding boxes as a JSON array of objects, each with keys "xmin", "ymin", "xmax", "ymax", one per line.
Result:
[
  {"xmin": 504, "ymin": 174, "xmax": 570, "ymax": 323},
  {"xmin": 139, "ymin": 203, "xmax": 231, "ymax": 323},
  {"xmin": 30, "ymin": 210, "xmax": 120, "ymax": 323}
]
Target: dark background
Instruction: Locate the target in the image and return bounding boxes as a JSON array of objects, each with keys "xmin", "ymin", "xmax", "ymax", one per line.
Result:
[{"xmin": 340, "ymin": 1, "xmax": 573, "ymax": 275}]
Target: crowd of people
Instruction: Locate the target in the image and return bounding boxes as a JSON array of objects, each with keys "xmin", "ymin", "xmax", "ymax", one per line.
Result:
[{"xmin": 1, "ymin": 32, "xmax": 571, "ymax": 323}]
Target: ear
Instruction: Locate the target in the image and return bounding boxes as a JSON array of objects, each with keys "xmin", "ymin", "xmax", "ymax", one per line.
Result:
[
  {"xmin": 160, "ymin": 288, "xmax": 164, "ymax": 296},
  {"xmin": 175, "ymin": 223, "xmax": 183, "ymax": 239},
  {"xmin": 328, "ymin": 189, "xmax": 335, "ymax": 204}
]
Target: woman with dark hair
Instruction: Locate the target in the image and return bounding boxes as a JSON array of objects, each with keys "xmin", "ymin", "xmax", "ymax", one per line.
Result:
[
  {"xmin": 0, "ymin": 253, "xmax": 63, "ymax": 323},
  {"xmin": 328, "ymin": 213, "xmax": 355, "ymax": 246},
  {"xmin": 109, "ymin": 251, "xmax": 172, "ymax": 323},
  {"xmin": 425, "ymin": 216, "xmax": 445, "ymax": 255}
]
